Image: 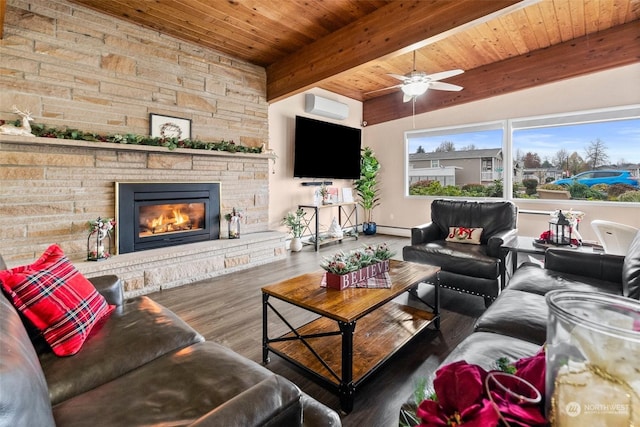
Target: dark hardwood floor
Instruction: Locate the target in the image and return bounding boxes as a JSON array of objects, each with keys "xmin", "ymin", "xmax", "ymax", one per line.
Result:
[{"xmin": 149, "ymin": 235, "xmax": 486, "ymax": 427}]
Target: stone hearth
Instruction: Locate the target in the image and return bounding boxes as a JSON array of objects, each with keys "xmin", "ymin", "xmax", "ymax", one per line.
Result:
[{"xmin": 78, "ymin": 232, "xmax": 286, "ymax": 298}]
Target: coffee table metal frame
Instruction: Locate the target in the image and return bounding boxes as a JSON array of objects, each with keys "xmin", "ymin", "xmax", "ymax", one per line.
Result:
[{"xmin": 261, "ymin": 260, "xmax": 440, "ymax": 412}]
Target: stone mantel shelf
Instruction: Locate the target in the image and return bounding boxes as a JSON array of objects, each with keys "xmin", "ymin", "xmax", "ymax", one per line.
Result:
[{"xmin": 0, "ymin": 134, "xmax": 276, "ymax": 160}]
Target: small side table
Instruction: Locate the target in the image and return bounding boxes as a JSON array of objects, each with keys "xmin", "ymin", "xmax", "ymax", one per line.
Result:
[
  {"xmin": 503, "ymin": 236, "xmax": 601, "ymax": 273},
  {"xmin": 298, "ymin": 202, "xmax": 358, "ymax": 251}
]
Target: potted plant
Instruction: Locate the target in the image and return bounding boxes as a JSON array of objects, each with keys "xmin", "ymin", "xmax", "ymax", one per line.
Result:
[
  {"xmin": 320, "ymin": 243, "xmax": 394, "ymax": 290},
  {"xmin": 318, "ymin": 183, "xmax": 330, "ymax": 205},
  {"xmin": 282, "ymin": 208, "xmax": 307, "ymax": 252},
  {"xmin": 354, "ymin": 147, "xmax": 381, "ymax": 235}
]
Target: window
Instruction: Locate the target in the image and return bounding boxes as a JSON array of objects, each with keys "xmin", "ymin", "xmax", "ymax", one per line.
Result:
[
  {"xmin": 405, "ymin": 122, "xmax": 505, "ymax": 198},
  {"xmin": 405, "ymin": 106, "xmax": 640, "ymax": 203},
  {"xmin": 512, "ymin": 106, "xmax": 640, "ymax": 202}
]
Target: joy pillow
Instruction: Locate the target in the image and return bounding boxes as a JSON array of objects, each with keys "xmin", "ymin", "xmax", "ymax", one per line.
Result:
[
  {"xmin": 0, "ymin": 244, "xmax": 114, "ymax": 356},
  {"xmin": 445, "ymin": 226, "xmax": 483, "ymax": 245}
]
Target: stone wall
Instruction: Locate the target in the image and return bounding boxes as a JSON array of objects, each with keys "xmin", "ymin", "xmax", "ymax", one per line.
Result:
[
  {"xmin": 0, "ymin": 0, "xmax": 267, "ymax": 144},
  {"xmin": 0, "ymin": 0, "xmax": 280, "ymax": 293}
]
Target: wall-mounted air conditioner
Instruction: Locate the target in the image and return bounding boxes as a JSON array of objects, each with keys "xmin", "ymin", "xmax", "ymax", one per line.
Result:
[{"xmin": 304, "ymin": 94, "xmax": 349, "ymax": 120}]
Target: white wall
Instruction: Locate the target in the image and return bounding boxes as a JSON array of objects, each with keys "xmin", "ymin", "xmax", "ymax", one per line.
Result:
[
  {"xmin": 267, "ymin": 89, "xmax": 363, "ymax": 234},
  {"xmin": 363, "ymin": 63, "xmax": 640, "ymax": 242},
  {"xmin": 268, "ymin": 65, "xmax": 640, "ymax": 242}
]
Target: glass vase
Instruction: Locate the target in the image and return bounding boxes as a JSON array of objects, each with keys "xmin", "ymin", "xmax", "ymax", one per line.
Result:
[
  {"xmin": 545, "ymin": 290, "xmax": 640, "ymax": 426},
  {"xmin": 228, "ymin": 216, "xmax": 240, "ymax": 239}
]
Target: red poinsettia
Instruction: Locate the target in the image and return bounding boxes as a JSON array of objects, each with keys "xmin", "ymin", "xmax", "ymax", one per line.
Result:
[
  {"xmin": 489, "ymin": 350, "xmax": 548, "ymax": 427},
  {"xmin": 416, "ymin": 361, "xmax": 500, "ymax": 427},
  {"xmin": 416, "ymin": 350, "xmax": 548, "ymax": 427},
  {"xmin": 514, "ymin": 349, "xmax": 546, "ymax": 398}
]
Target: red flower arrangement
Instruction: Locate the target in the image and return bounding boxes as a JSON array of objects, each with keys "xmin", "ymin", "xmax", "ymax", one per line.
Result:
[
  {"xmin": 414, "ymin": 349, "xmax": 548, "ymax": 427},
  {"xmin": 538, "ymin": 230, "xmax": 580, "ymax": 247}
]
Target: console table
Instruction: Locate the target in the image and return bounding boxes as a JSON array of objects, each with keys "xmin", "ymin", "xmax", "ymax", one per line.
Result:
[{"xmin": 298, "ymin": 202, "xmax": 358, "ymax": 251}]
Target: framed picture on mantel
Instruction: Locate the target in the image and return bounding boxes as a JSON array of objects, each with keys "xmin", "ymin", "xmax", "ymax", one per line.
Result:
[{"xmin": 149, "ymin": 113, "xmax": 192, "ymax": 140}]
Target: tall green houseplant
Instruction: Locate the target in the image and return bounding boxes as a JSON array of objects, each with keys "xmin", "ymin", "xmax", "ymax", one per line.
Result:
[{"xmin": 354, "ymin": 147, "xmax": 381, "ymax": 235}]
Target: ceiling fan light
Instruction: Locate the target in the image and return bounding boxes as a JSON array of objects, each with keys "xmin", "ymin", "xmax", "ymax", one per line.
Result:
[{"xmin": 401, "ymin": 82, "xmax": 428, "ymax": 96}]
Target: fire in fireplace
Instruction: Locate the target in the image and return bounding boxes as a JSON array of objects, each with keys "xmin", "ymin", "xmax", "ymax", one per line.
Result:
[
  {"xmin": 139, "ymin": 203, "xmax": 205, "ymax": 236},
  {"xmin": 116, "ymin": 182, "xmax": 220, "ymax": 254}
]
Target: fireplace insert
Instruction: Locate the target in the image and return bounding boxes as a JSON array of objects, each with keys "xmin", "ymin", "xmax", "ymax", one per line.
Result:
[{"xmin": 116, "ymin": 182, "xmax": 220, "ymax": 254}]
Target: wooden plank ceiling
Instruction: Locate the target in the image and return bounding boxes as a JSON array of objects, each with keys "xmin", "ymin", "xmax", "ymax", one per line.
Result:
[{"xmin": 56, "ymin": 0, "xmax": 640, "ymax": 124}]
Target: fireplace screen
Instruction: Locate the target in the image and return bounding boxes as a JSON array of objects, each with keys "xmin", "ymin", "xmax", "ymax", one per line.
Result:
[
  {"xmin": 139, "ymin": 203, "xmax": 205, "ymax": 237},
  {"xmin": 117, "ymin": 182, "xmax": 220, "ymax": 254}
]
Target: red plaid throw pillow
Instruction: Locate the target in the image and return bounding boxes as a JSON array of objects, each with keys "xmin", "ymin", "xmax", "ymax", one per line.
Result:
[{"xmin": 0, "ymin": 244, "xmax": 114, "ymax": 356}]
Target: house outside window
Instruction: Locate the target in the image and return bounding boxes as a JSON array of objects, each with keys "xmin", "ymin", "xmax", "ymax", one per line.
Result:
[{"xmin": 405, "ymin": 124, "xmax": 504, "ymax": 197}]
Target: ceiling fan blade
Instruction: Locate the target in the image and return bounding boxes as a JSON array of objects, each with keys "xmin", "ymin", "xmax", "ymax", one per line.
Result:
[
  {"xmin": 429, "ymin": 81, "xmax": 463, "ymax": 91},
  {"xmin": 403, "ymin": 93, "xmax": 414, "ymax": 103},
  {"xmin": 426, "ymin": 69, "xmax": 464, "ymax": 82},
  {"xmin": 387, "ymin": 73, "xmax": 409, "ymax": 81},
  {"xmin": 364, "ymin": 83, "xmax": 403, "ymax": 95}
]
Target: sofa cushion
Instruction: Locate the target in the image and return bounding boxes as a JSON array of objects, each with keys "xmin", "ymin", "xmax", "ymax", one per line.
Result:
[
  {"xmin": 0, "ymin": 244, "xmax": 114, "ymax": 356},
  {"xmin": 0, "ymin": 293, "xmax": 56, "ymax": 427},
  {"xmin": 507, "ymin": 264, "xmax": 623, "ymax": 297},
  {"xmin": 431, "ymin": 200, "xmax": 517, "ymax": 244},
  {"xmin": 403, "ymin": 241, "xmax": 499, "ymax": 280},
  {"xmin": 52, "ymin": 341, "xmax": 303, "ymax": 427},
  {"xmin": 474, "ymin": 289, "xmax": 548, "ymax": 345},
  {"xmin": 41, "ymin": 296, "xmax": 204, "ymax": 405},
  {"xmin": 445, "ymin": 226, "xmax": 483, "ymax": 244},
  {"xmin": 440, "ymin": 332, "xmax": 541, "ymax": 373},
  {"xmin": 545, "ymin": 249, "xmax": 624, "ymax": 284}
]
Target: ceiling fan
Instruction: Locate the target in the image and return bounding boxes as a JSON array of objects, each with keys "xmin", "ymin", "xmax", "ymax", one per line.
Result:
[{"xmin": 368, "ymin": 51, "xmax": 464, "ymax": 103}]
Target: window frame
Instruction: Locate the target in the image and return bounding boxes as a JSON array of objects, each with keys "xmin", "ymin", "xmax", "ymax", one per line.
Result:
[{"xmin": 404, "ymin": 104, "xmax": 640, "ymax": 205}]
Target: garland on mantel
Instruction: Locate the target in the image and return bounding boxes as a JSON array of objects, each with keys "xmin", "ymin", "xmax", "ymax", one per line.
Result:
[{"xmin": 0, "ymin": 119, "xmax": 263, "ymax": 154}]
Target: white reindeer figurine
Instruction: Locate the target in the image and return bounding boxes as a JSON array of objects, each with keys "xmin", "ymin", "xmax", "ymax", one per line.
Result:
[{"xmin": 0, "ymin": 105, "xmax": 35, "ymax": 137}]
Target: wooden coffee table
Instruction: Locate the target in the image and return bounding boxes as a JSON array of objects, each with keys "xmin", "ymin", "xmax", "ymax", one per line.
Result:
[{"xmin": 261, "ymin": 259, "xmax": 440, "ymax": 413}]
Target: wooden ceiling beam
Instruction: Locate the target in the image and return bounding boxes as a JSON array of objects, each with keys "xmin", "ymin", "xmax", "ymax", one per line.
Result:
[
  {"xmin": 363, "ymin": 21, "xmax": 640, "ymax": 126},
  {"xmin": 266, "ymin": 0, "xmax": 528, "ymax": 102}
]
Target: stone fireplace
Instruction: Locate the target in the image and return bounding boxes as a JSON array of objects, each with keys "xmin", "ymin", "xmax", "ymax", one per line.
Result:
[
  {"xmin": 116, "ymin": 182, "xmax": 220, "ymax": 254},
  {"xmin": 0, "ymin": 135, "xmax": 284, "ymax": 298}
]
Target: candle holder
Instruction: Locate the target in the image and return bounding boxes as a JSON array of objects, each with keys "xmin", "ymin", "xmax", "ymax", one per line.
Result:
[
  {"xmin": 87, "ymin": 217, "xmax": 115, "ymax": 261},
  {"xmin": 224, "ymin": 208, "xmax": 242, "ymax": 239},
  {"xmin": 548, "ymin": 210, "xmax": 572, "ymax": 245}
]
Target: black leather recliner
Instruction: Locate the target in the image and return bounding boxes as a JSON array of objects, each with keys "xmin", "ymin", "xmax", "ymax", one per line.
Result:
[{"xmin": 403, "ymin": 199, "xmax": 518, "ymax": 307}]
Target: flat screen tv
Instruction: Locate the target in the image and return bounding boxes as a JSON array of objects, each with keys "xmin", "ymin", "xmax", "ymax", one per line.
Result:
[{"xmin": 293, "ymin": 116, "xmax": 362, "ymax": 180}]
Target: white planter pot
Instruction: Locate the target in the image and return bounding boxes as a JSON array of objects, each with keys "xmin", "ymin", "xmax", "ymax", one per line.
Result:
[{"xmin": 290, "ymin": 237, "xmax": 303, "ymax": 252}]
